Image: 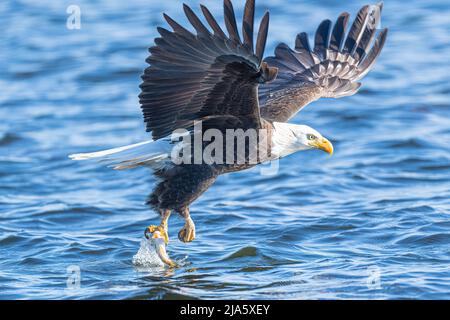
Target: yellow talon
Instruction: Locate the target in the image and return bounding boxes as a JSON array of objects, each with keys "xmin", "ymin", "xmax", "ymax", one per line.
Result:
[
  {"xmin": 178, "ymin": 216, "xmax": 196, "ymax": 243},
  {"xmin": 145, "ymin": 225, "xmax": 169, "ymax": 244}
]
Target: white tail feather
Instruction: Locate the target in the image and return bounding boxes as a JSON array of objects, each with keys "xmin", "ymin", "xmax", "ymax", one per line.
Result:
[{"xmin": 69, "ymin": 140, "xmax": 172, "ymax": 170}]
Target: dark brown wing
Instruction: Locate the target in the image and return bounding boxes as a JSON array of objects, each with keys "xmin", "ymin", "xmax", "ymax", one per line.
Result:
[
  {"xmin": 139, "ymin": 0, "xmax": 277, "ymax": 140},
  {"xmin": 260, "ymin": 3, "xmax": 387, "ymax": 122}
]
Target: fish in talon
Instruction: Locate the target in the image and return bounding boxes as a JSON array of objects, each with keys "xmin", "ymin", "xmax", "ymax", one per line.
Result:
[{"xmin": 148, "ymin": 230, "xmax": 178, "ymax": 268}]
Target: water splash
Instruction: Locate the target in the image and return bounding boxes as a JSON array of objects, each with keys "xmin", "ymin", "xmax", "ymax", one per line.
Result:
[{"xmin": 132, "ymin": 237, "xmax": 165, "ymax": 268}]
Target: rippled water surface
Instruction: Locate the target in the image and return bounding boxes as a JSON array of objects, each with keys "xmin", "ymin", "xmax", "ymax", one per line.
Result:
[{"xmin": 1, "ymin": 0, "xmax": 450, "ymax": 299}]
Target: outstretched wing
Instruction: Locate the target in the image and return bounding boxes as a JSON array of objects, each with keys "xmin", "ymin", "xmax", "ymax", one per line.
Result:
[
  {"xmin": 259, "ymin": 3, "xmax": 388, "ymax": 122},
  {"xmin": 140, "ymin": 0, "xmax": 277, "ymax": 140}
]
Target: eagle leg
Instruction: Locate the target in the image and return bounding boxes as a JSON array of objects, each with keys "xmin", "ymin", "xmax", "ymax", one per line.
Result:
[
  {"xmin": 177, "ymin": 207, "xmax": 196, "ymax": 243},
  {"xmin": 145, "ymin": 209, "xmax": 171, "ymax": 244}
]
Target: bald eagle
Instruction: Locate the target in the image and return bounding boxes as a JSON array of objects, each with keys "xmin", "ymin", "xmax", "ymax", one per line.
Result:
[{"xmin": 70, "ymin": 0, "xmax": 387, "ymax": 267}]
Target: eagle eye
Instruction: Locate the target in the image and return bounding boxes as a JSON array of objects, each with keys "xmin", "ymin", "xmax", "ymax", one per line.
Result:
[{"xmin": 307, "ymin": 134, "xmax": 317, "ymax": 141}]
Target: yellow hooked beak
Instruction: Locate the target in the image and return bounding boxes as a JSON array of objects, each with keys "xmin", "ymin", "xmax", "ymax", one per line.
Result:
[{"xmin": 311, "ymin": 137, "xmax": 334, "ymax": 155}]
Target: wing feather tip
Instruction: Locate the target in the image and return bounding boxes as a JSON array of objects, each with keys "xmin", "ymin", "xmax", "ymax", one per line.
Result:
[
  {"xmin": 200, "ymin": 4, "xmax": 227, "ymax": 39},
  {"xmin": 223, "ymin": 0, "xmax": 242, "ymax": 43},
  {"xmin": 255, "ymin": 10, "xmax": 270, "ymax": 61}
]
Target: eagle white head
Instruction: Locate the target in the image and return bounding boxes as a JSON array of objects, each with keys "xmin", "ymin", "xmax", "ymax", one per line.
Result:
[{"xmin": 271, "ymin": 122, "xmax": 334, "ymax": 159}]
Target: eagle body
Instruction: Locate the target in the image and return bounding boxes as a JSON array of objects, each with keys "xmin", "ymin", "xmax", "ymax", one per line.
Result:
[
  {"xmin": 148, "ymin": 119, "xmax": 271, "ymax": 213},
  {"xmin": 70, "ymin": 0, "xmax": 387, "ymax": 266}
]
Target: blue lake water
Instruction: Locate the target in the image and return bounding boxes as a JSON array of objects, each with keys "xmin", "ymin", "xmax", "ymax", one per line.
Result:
[{"xmin": 1, "ymin": 0, "xmax": 450, "ymax": 299}]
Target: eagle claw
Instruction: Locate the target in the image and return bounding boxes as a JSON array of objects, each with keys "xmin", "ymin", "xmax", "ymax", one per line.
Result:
[
  {"xmin": 145, "ymin": 225, "xmax": 169, "ymax": 244},
  {"xmin": 178, "ymin": 217, "xmax": 196, "ymax": 243}
]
